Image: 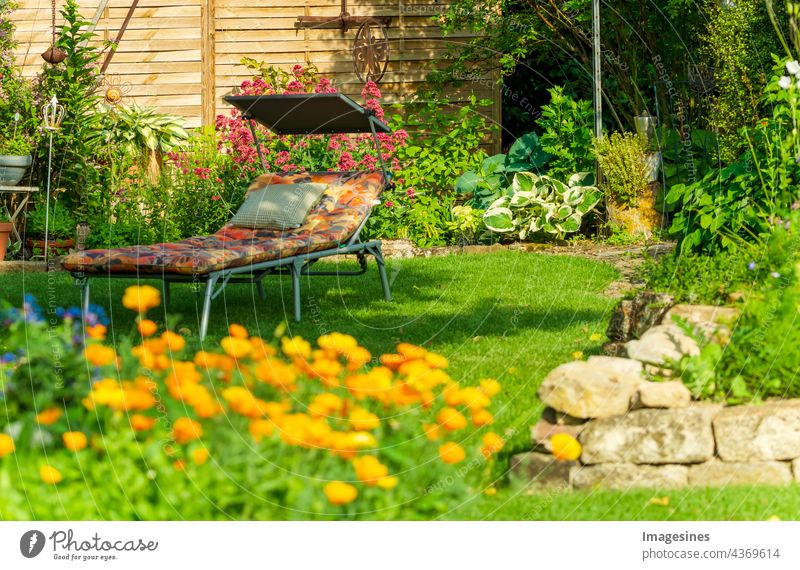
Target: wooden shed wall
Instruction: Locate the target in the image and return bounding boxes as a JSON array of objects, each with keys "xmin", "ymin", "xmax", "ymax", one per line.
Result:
[{"xmin": 10, "ymin": 0, "xmax": 500, "ymax": 150}]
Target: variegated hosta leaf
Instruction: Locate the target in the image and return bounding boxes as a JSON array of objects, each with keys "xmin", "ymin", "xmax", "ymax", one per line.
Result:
[
  {"xmin": 512, "ymin": 172, "xmax": 537, "ymax": 193},
  {"xmin": 487, "ymin": 196, "xmax": 511, "ymax": 210},
  {"xmin": 556, "ymin": 213, "xmax": 582, "ymax": 234},
  {"xmin": 576, "ymin": 189, "xmax": 603, "ymax": 215},
  {"xmin": 562, "ymin": 186, "xmax": 585, "ymax": 206},
  {"xmin": 555, "ymin": 204, "xmax": 573, "ymax": 220},
  {"xmin": 483, "ymin": 207, "xmax": 515, "ymax": 232},
  {"xmin": 568, "ymin": 171, "xmax": 593, "ymax": 187}
]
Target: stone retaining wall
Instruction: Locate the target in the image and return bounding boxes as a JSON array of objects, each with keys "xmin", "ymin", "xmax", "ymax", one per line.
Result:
[{"xmin": 512, "ymin": 299, "xmax": 800, "ymax": 490}]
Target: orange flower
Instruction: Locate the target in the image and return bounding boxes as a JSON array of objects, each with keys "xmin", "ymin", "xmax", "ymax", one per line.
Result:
[
  {"xmin": 161, "ymin": 331, "xmax": 186, "ymax": 352},
  {"xmin": 397, "ymin": 342, "xmax": 427, "ymax": 360},
  {"xmin": 352, "ymin": 455, "xmax": 389, "ymax": 486},
  {"xmin": 249, "ymin": 419, "xmax": 275, "ymax": 442},
  {"xmin": 349, "ymin": 408, "xmax": 380, "ymax": 431},
  {"xmin": 423, "ymin": 423, "xmax": 441, "ymax": 441},
  {"xmin": 173, "ymin": 460, "xmax": 186, "ymax": 471},
  {"xmin": 439, "ymin": 442, "xmax": 466, "ymax": 464},
  {"xmin": 471, "ymin": 409, "xmax": 494, "ymax": 427},
  {"xmin": 84, "ymin": 344, "xmax": 117, "ymax": 367},
  {"xmin": 40, "ymin": 465, "xmax": 63, "ymax": 484},
  {"xmin": 171, "ymin": 417, "xmax": 202, "ymax": 444},
  {"xmin": 479, "ymin": 379, "xmax": 501, "ymax": 397},
  {"xmin": 481, "ymin": 432, "xmax": 505, "ymax": 458},
  {"xmin": 281, "ymin": 336, "xmax": 311, "ymax": 359},
  {"xmin": 62, "ymin": 432, "xmax": 87, "ymax": 452},
  {"xmin": 192, "ymin": 448, "xmax": 209, "ymax": 465},
  {"xmin": 122, "ymin": 285, "xmax": 161, "ymax": 313},
  {"xmin": 137, "ymin": 318, "xmax": 158, "ymax": 337},
  {"xmin": 324, "ymin": 481, "xmax": 358, "ymax": 505},
  {"xmin": 308, "ymin": 393, "xmax": 343, "ymax": 417},
  {"xmin": 86, "ymin": 324, "xmax": 106, "ymax": 340},
  {"xmin": 0, "ymin": 434, "xmax": 15, "ymax": 457},
  {"xmin": 436, "ymin": 407, "xmax": 468, "ymax": 431},
  {"xmin": 458, "ymin": 387, "xmax": 490, "ymax": 411},
  {"xmin": 36, "ymin": 407, "xmax": 62, "ymax": 426},
  {"xmin": 229, "ymin": 324, "xmax": 249, "ymax": 339},
  {"xmin": 131, "ymin": 414, "xmax": 156, "ymax": 432},
  {"xmin": 550, "ymin": 433, "xmax": 582, "ymax": 462},
  {"xmin": 221, "ymin": 336, "xmax": 253, "ymax": 359}
]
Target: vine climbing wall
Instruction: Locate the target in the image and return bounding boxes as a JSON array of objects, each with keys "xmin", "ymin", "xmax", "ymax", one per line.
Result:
[{"xmin": 10, "ymin": 0, "xmax": 501, "ymax": 151}]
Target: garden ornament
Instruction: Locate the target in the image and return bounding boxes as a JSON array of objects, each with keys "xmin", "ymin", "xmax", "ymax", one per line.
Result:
[{"xmin": 42, "ymin": 95, "xmax": 65, "ymax": 263}]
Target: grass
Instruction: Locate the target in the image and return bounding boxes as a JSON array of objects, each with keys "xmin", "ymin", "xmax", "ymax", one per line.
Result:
[{"xmin": 2, "ymin": 251, "xmax": 796, "ymax": 521}]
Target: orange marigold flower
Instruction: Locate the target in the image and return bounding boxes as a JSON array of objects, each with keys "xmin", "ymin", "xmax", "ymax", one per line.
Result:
[
  {"xmin": 255, "ymin": 358, "xmax": 298, "ymax": 390},
  {"xmin": 192, "ymin": 448, "xmax": 209, "ymax": 465},
  {"xmin": 221, "ymin": 336, "xmax": 253, "ymax": 359},
  {"xmin": 0, "ymin": 434, "xmax": 15, "ymax": 457},
  {"xmin": 352, "ymin": 455, "xmax": 389, "ymax": 486},
  {"xmin": 550, "ymin": 433, "xmax": 582, "ymax": 462},
  {"xmin": 249, "ymin": 336, "xmax": 277, "ymax": 360},
  {"xmin": 84, "ymin": 344, "xmax": 117, "ymax": 367},
  {"xmin": 424, "ymin": 352, "xmax": 449, "ymax": 369},
  {"xmin": 36, "ymin": 407, "xmax": 62, "ymax": 426},
  {"xmin": 324, "ymin": 481, "xmax": 358, "ymax": 505},
  {"xmin": 173, "ymin": 460, "xmax": 186, "ymax": 471},
  {"xmin": 479, "ymin": 379, "xmax": 501, "ymax": 397},
  {"xmin": 161, "ymin": 331, "xmax": 186, "ymax": 352},
  {"xmin": 122, "ymin": 285, "xmax": 161, "ymax": 313},
  {"xmin": 281, "ymin": 336, "xmax": 311, "ymax": 359},
  {"xmin": 86, "ymin": 324, "xmax": 107, "ymax": 340},
  {"xmin": 481, "ymin": 432, "xmax": 505, "ymax": 458},
  {"xmin": 171, "ymin": 417, "xmax": 202, "ymax": 444},
  {"xmin": 436, "ymin": 407, "xmax": 468, "ymax": 431},
  {"xmin": 349, "ymin": 408, "xmax": 380, "ymax": 431},
  {"xmin": 308, "ymin": 393, "xmax": 343, "ymax": 417},
  {"xmin": 459, "ymin": 387, "xmax": 491, "ymax": 411},
  {"xmin": 471, "ymin": 409, "xmax": 494, "ymax": 427},
  {"xmin": 229, "ymin": 324, "xmax": 249, "ymax": 339},
  {"xmin": 423, "ymin": 422, "xmax": 441, "ymax": 441},
  {"xmin": 249, "ymin": 418, "xmax": 275, "ymax": 442},
  {"xmin": 137, "ymin": 318, "xmax": 158, "ymax": 337},
  {"xmin": 397, "ymin": 342, "xmax": 427, "ymax": 360},
  {"xmin": 439, "ymin": 442, "xmax": 466, "ymax": 464},
  {"xmin": 442, "ymin": 383, "xmax": 462, "ymax": 406},
  {"xmin": 379, "ymin": 353, "xmax": 405, "ymax": 370},
  {"xmin": 345, "ymin": 346, "xmax": 372, "ymax": 370},
  {"xmin": 62, "ymin": 431, "xmax": 87, "ymax": 452},
  {"xmin": 318, "ymin": 332, "xmax": 358, "ymax": 355},
  {"xmin": 131, "ymin": 414, "xmax": 156, "ymax": 432},
  {"xmin": 40, "ymin": 465, "xmax": 63, "ymax": 484}
]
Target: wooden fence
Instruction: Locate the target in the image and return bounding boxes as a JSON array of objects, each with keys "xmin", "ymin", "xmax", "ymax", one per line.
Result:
[{"xmin": 10, "ymin": 0, "xmax": 501, "ymax": 150}]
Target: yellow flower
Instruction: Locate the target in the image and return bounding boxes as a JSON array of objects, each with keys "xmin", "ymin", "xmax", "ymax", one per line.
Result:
[
  {"xmin": 349, "ymin": 408, "xmax": 380, "ymax": 431},
  {"xmin": 324, "ymin": 481, "xmax": 358, "ymax": 505},
  {"xmin": 161, "ymin": 331, "xmax": 186, "ymax": 352},
  {"xmin": 308, "ymin": 393, "xmax": 343, "ymax": 417},
  {"xmin": 62, "ymin": 432, "xmax": 87, "ymax": 452},
  {"xmin": 131, "ymin": 414, "xmax": 156, "ymax": 432},
  {"xmin": 171, "ymin": 417, "xmax": 203, "ymax": 444},
  {"xmin": 281, "ymin": 336, "xmax": 311, "ymax": 359},
  {"xmin": 352, "ymin": 455, "xmax": 390, "ymax": 486},
  {"xmin": 479, "ymin": 379, "xmax": 501, "ymax": 397},
  {"xmin": 572, "ymin": 350, "xmax": 584, "ymax": 361},
  {"xmin": 36, "ymin": 407, "xmax": 62, "ymax": 426},
  {"xmin": 589, "ymin": 333, "xmax": 603, "ymax": 342},
  {"xmin": 192, "ymin": 448, "xmax": 209, "ymax": 465},
  {"xmin": 484, "ymin": 487, "xmax": 497, "ymax": 496},
  {"xmin": 86, "ymin": 324, "xmax": 106, "ymax": 340},
  {"xmin": 229, "ymin": 324, "xmax": 249, "ymax": 339},
  {"xmin": 318, "ymin": 332, "xmax": 358, "ymax": 355},
  {"xmin": 550, "ymin": 433, "xmax": 582, "ymax": 462},
  {"xmin": 436, "ymin": 407, "xmax": 468, "ymax": 431},
  {"xmin": 84, "ymin": 344, "xmax": 117, "ymax": 367},
  {"xmin": 424, "ymin": 352, "xmax": 448, "ymax": 369},
  {"xmin": 458, "ymin": 387, "xmax": 491, "ymax": 411},
  {"xmin": 137, "ymin": 318, "xmax": 158, "ymax": 337},
  {"xmin": 40, "ymin": 465, "xmax": 63, "ymax": 484},
  {"xmin": 122, "ymin": 285, "xmax": 161, "ymax": 313},
  {"xmin": 377, "ymin": 476, "xmax": 398, "ymax": 489},
  {"xmin": 0, "ymin": 434, "xmax": 15, "ymax": 457},
  {"xmin": 221, "ymin": 336, "xmax": 253, "ymax": 359},
  {"xmin": 471, "ymin": 409, "xmax": 494, "ymax": 427},
  {"xmin": 439, "ymin": 442, "xmax": 466, "ymax": 464},
  {"xmin": 480, "ymin": 432, "xmax": 505, "ymax": 459}
]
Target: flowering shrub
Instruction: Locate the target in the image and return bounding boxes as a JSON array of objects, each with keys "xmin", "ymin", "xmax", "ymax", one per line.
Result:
[
  {"xmin": 0, "ymin": 287, "xmax": 505, "ymax": 519},
  {"xmin": 215, "ymin": 61, "xmax": 408, "ymax": 176}
]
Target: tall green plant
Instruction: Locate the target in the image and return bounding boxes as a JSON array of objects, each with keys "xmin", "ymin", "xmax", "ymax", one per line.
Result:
[
  {"xmin": 594, "ymin": 132, "xmax": 649, "ymax": 207},
  {"xmin": 536, "ymin": 86, "xmax": 594, "ymax": 179}
]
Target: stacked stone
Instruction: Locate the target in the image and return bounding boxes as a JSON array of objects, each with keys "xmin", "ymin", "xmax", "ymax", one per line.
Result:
[{"xmin": 513, "ymin": 303, "xmax": 798, "ymax": 490}]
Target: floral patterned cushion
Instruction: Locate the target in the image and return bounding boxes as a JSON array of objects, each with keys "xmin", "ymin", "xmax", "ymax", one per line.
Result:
[{"xmin": 61, "ymin": 171, "xmax": 386, "ymax": 276}]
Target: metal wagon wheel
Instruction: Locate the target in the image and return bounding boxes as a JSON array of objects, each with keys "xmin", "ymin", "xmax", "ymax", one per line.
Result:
[{"xmin": 352, "ymin": 18, "xmax": 389, "ymax": 84}]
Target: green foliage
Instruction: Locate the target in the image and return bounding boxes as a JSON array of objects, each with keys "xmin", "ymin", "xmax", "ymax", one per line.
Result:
[
  {"xmin": 0, "ymin": 0, "xmax": 38, "ymax": 141},
  {"xmin": 667, "ymin": 59, "xmax": 800, "ymax": 254},
  {"xmin": 447, "ymin": 204, "xmax": 485, "ymax": 244},
  {"xmin": 25, "ymin": 200, "xmax": 76, "ymax": 239},
  {"xmin": 96, "ymin": 104, "xmax": 189, "ymax": 165},
  {"xmin": 536, "ymin": 86, "xmax": 595, "ymax": 179},
  {"xmin": 703, "ymin": 0, "xmax": 787, "ymax": 162},
  {"xmin": 0, "ymin": 134, "xmax": 32, "ymax": 155},
  {"xmin": 483, "ymin": 172, "xmax": 601, "ymax": 240},
  {"xmin": 659, "ymin": 128, "xmax": 719, "ymax": 197},
  {"xmin": 594, "ymin": 132, "xmax": 649, "ymax": 207}
]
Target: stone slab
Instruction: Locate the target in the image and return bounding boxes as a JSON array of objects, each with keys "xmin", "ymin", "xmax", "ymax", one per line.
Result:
[{"xmin": 570, "ymin": 463, "xmax": 688, "ymax": 490}]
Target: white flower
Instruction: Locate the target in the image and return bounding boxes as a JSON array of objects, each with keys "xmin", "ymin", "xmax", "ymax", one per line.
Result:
[
  {"xmin": 779, "ymin": 75, "xmax": 793, "ymax": 90},
  {"xmin": 787, "ymin": 60, "xmax": 800, "ymax": 76}
]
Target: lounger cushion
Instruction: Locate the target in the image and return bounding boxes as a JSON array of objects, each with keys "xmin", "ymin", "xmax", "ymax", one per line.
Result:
[
  {"xmin": 61, "ymin": 171, "xmax": 385, "ymax": 276},
  {"xmin": 229, "ymin": 182, "xmax": 328, "ymax": 230}
]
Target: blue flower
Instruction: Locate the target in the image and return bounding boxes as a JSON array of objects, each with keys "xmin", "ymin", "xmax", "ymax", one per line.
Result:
[{"xmin": 747, "ymin": 261, "xmax": 757, "ymax": 271}]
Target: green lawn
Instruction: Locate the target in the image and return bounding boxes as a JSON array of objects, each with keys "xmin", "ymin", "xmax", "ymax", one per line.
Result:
[{"xmin": 2, "ymin": 251, "xmax": 796, "ymax": 520}]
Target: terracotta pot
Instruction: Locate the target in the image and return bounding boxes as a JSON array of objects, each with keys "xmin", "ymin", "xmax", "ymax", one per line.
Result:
[
  {"xmin": 606, "ymin": 182, "xmax": 664, "ymax": 238},
  {"xmin": 26, "ymin": 238, "xmax": 75, "ymax": 256},
  {"xmin": 0, "ymin": 221, "xmax": 12, "ymax": 261}
]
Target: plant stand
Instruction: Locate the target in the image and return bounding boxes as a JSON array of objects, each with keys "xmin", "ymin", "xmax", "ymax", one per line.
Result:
[{"xmin": 0, "ymin": 185, "xmax": 39, "ymax": 245}]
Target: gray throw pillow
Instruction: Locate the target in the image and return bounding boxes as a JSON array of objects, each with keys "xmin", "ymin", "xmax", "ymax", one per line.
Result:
[{"xmin": 229, "ymin": 182, "xmax": 328, "ymax": 230}]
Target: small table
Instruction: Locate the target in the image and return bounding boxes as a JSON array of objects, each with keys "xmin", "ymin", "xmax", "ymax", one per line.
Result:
[{"xmin": 0, "ymin": 185, "xmax": 39, "ymax": 245}]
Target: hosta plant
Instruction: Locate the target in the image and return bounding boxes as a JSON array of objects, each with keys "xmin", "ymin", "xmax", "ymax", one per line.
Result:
[{"xmin": 482, "ymin": 172, "xmax": 602, "ymax": 240}]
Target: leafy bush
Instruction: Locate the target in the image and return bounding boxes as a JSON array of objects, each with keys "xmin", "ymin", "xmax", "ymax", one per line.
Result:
[
  {"xmin": 0, "ymin": 134, "xmax": 32, "ymax": 156},
  {"xmin": 0, "ymin": 287, "xmax": 506, "ymax": 519},
  {"xmin": 25, "ymin": 201, "xmax": 76, "ymax": 240},
  {"xmin": 483, "ymin": 172, "xmax": 601, "ymax": 240},
  {"xmin": 536, "ymin": 86, "xmax": 595, "ymax": 179},
  {"xmin": 594, "ymin": 132, "xmax": 649, "ymax": 207},
  {"xmin": 0, "ymin": 0, "xmax": 38, "ymax": 142}
]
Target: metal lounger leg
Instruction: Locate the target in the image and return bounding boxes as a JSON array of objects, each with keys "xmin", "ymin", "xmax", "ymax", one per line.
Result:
[
  {"xmin": 81, "ymin": 278, "xmax": 90, "ymax": 316},
  {"xmin": 289, "ymin": 260, "xmax": 302, "ymax": 322},
  {"xmin": 371, "ymin": 244, "xmax": 392, "ymax": 301},
  {"xmin": 162, "ymin": 280, "xmax": 171, "ymax": 306},
  {"xmin": 199, "ymin": 275, "xmax": 219, "ymax": 341},
  {"xmin": 256, "ymin": 280, "xmax": 267, "ymax": 301}
]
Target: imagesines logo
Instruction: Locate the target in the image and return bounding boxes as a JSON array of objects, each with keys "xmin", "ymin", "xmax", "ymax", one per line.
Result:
[{"xmin": 19, "ymin": 530, "xmax": 46, "ymax": 559}]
